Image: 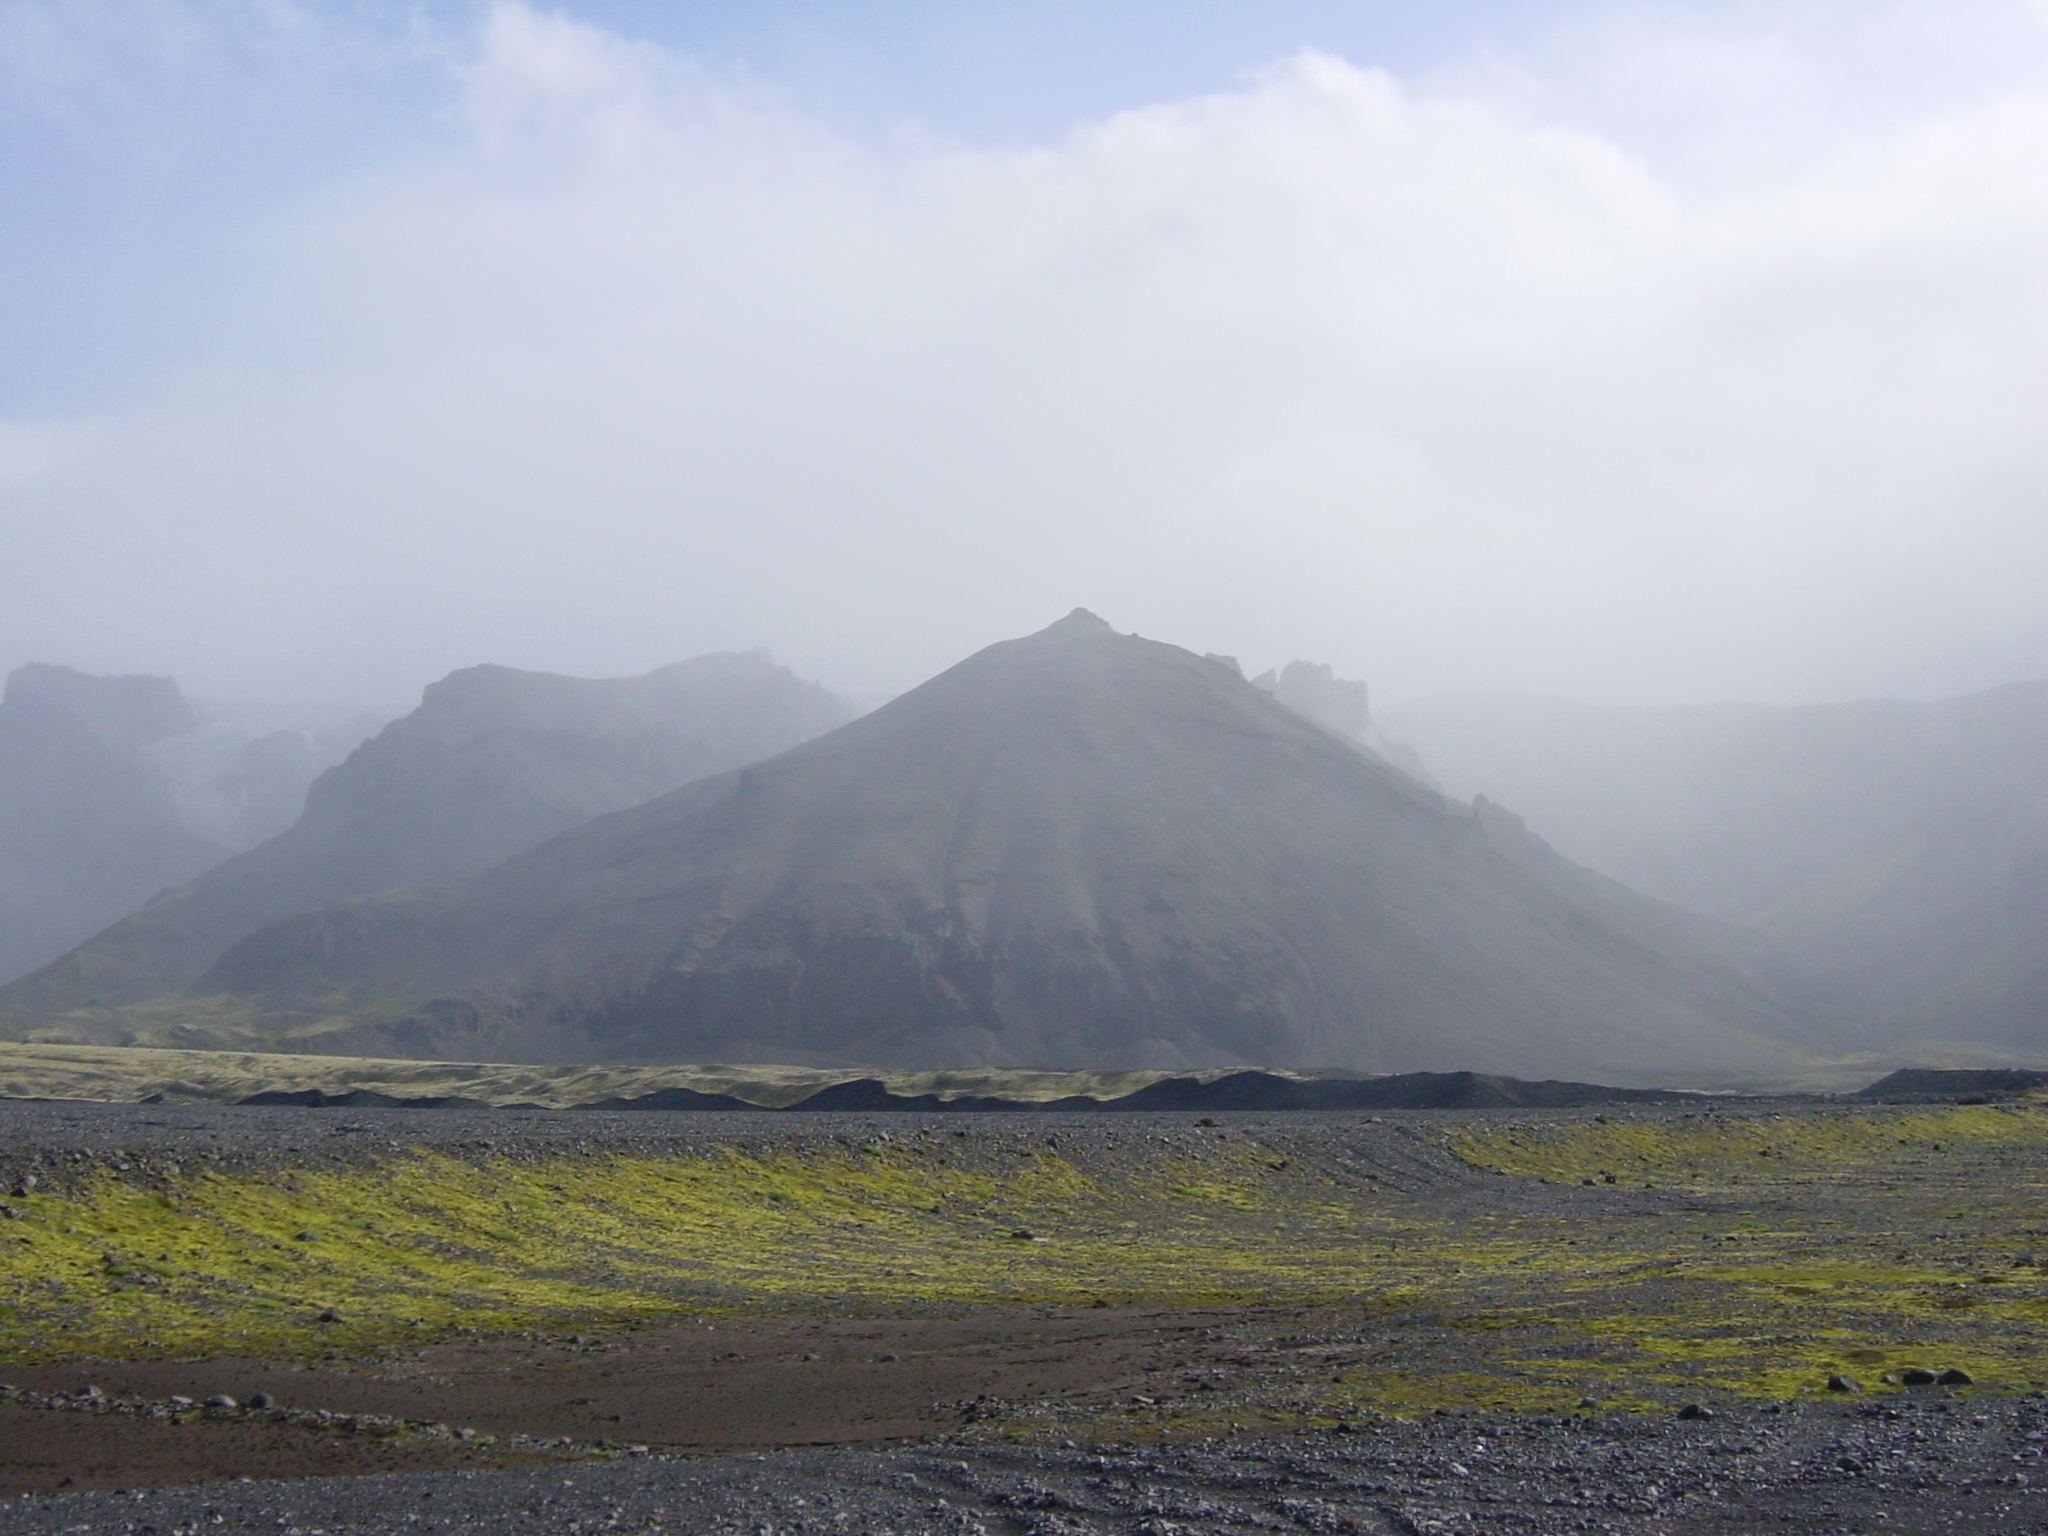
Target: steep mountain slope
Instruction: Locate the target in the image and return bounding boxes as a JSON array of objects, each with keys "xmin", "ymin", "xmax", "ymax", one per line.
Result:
[
  {"xmin": 0, "ymin": 665, "xmax": 228, "ymax": 983},
  {"xmin": 0, "ymin": 653, "xmax": 846, "ymax": 1012},
  {"xmin": 1377, "ymin": 684, "xmax": 2048, "ymax": 1051},
  {"xmin": 165, "ymin": 613, "xmax": 1819, "ymax": 1083}
]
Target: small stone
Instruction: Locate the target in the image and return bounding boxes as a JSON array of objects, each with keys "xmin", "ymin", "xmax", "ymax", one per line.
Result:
[
  {"xmin": 205, "ymin": 1395, "xmax": 237, "ymax": 1409},
  {"xmin": 1008, "ymin": 1229, "xmax": 1036, "ymax": 1241},
  {"xmin": 1900, "ymin": 1368, "xmax": 1940, "ymax": 1387},
  {"xmin": 1937, "ymin": 1368, "xmax": 1975, "ymax": 1386},
  {"xmin": 1577, "ymin": 1397, "xmax": 1600, "ymax": 1409},
  {"xmin": 169, "ymin": 1396, "xmax": 193, "ymax": 1407},
  {"xmin": 247, "ymin": 1391, "xmax": 273, "ymax": 1409},
  {"xmin": 75, "ymin": 1385, "xmax": 102, "ymax": 1400},
  {"xmin": 1676, "ymin": 1403, "xmax": 1714, "ymax": 1420},
  {"xmin": 294, "ymin": 1231, "xmax": 317, "ymax": 1242},
  {"xmin": 1827, "ymin": 1374, "xmax": 1863, "ymax": 1393},
  {"xmin": 316, "ymin": 1308, "xmax": 339, "ymax": 1323}
]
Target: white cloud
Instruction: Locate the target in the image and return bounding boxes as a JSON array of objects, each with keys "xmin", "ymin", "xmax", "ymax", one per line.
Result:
[{"xmin": 5, "ymin": 1, "xmax": 2048, "ymax": 707}]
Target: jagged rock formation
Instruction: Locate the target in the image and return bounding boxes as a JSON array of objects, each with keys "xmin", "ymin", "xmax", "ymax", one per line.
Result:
[
  {"xmin": 1379, "ymin": 684, "xmax": 2048, "ymax": 1054},
  {"xmin": 125, "ymin": 613, "xmax": 1822, "ymax": 1083},
  {"xmin": 0, "ymin": 653, "xmax": 846, "ymax": 1013},
  {"xmin": 1253, "ymin": 660, "xmax": 1371, "ymax": 736},
  {"xmin": 0, "ymin": 665, "xmax": 229, "ymax": 984}
]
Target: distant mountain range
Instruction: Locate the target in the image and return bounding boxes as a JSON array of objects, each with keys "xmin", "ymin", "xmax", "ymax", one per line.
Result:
[
  {"xmin": 7, "ymin": 620, "xmax": 2042, "ymax": 1085},
  {"xmin": 1379, "ymin": 685, "xmax": 2048, "ymax": 1054},
  {"xmin": 2, "ymin": 611, "xmax": 1825, "ymax": 1083},
  {"xmin": 0, "ymin": 652, "xmax": 846, "ymax": 1019}
]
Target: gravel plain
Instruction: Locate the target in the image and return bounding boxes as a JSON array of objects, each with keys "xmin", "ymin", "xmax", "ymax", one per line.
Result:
[
  {"xmin": 4, "ymin": 1096, "xmax": 2047, "ymax": 1534},
  {"xmin": 6, "ymin": 1392, "xmax": 2048, "ymax": 1534}
]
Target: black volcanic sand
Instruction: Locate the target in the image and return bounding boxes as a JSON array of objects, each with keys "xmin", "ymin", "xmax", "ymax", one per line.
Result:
[
  {"xmin": 6, "ymin": 1397, "xmax": 2048, "ymax": 1533},
  {"xmin": 5, "ymin": 1098, "xmax": 2048, "ymax": 1532}
]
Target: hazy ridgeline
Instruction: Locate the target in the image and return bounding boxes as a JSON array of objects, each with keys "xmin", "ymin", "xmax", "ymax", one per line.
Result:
[
  {"xmin": 0, "ymin": 615, "xmax": 2042, "ymax": 1086},
  {"xmin": 0, "ymin": 665, "xmax": 373, "ymax": 985},
  {"xmin": 1380, "ymin": 688, "xmax": 2048, "ymax": 1054},
  {"xmin": 0, "ymin": 653, "xmax": 847, "ymax": 1010}
]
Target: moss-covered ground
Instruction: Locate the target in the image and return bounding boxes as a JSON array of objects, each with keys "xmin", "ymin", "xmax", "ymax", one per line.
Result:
[{"xmin": 4, "ymin": 1101, "xmax": 2048, "ymax": 1437}]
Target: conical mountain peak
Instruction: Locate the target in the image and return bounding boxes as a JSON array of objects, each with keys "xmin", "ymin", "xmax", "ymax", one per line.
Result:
[
  {"xmin": 1036, "ymin": 607, "xmax": 1116, "ymax": 637},
  {"xmin": 171, "ymin": 618, "xmax": 1815, "ymax": 1084}
]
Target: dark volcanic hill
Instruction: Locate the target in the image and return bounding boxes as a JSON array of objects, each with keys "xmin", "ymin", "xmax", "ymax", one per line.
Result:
[
  {"xmin": 0, "ymin": 665, "xmax": 227, "ymax": 983},
  {"xmin": 1, "ymin": 653, "xmax": 846, "ymax": 1013},
  {"xmin": 157, "ymin": 613, "xmax": 1819, "ymax": 1083},
  {"xmin": 1379, "ymin": 684, "xmax": 2048, "ymax": 1054}
]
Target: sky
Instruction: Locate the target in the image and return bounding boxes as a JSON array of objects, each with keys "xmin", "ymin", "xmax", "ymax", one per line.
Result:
[{"xmin": 3, "ymin": 1, "xmax": 2048, "ymax": 713}]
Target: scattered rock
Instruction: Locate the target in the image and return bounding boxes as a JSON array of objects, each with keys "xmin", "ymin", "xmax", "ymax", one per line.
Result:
[
  {"xmin": 1900, "ymin": 1368, "xmax": 1940, "ymax": 1387},
  {"xmin": 247, "ymin": 1391, "xmax": 274, "ymax": 1409},
  {"xmin": 294, "ymin": 1230, "xmax": 317, "ymax": 1242},
  {"xmin": 1676, "ymin": 1403, "xmax": 1713, "ymax": 1420},
  {"xmin": 1827, "ymin": 1374, "xmax": 1863, "ymax": 1393},
  {"xmin": 316, "ymin": 1308, "xmax": 339, "ymax": 1322},
  {"xmin": 205, "ymin": 1395, "xmax": 238, "ymax": 1409},
  {"xmin": 1576, "ymin": 1397, "xmax": 1600, "ymax": 1409},
  {"xmin": 75, "ymin": 1385, "xmax": 102, "ymax": 1400},
  {"xmin": 1938, "ymin": 1367, "xmax": 1975, "ymax": 1386}
]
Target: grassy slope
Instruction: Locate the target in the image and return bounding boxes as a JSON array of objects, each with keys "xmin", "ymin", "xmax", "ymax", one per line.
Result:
[
  {"xmin": 2, "ymin": 1102, "xmax": 2047, "ymax": 1431},
  {"xmin": 0, "ymin": 1041, "xmax": 1249, "ymax": 1108}
]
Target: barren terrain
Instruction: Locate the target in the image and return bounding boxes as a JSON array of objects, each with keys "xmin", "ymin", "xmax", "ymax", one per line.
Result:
[{"xmin": 2, "ymin": 1093, "xmax": 2047, "ymax": 1531}]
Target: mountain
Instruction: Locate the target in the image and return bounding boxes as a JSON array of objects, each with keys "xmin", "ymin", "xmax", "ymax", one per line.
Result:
[
  {"xmin": 1377, "ymin": 684, "xmax": 2048, "ymax": 1053},
  {"xmin": 0, "ymin": 652, "xmax": 847, "ymax": 1015},
  {"xmin": 0, "ymin": 665, "xmax": 229, "ymax": 983},
  {"xmin": 101, "ymin": 612, "xmax": 1825, "ymax": 1083}
]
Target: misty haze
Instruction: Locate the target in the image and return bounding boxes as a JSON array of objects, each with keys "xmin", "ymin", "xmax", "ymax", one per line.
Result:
[{"xmin": 4, "ymin": 3, "xmax": 2048, "ymax": 1531}]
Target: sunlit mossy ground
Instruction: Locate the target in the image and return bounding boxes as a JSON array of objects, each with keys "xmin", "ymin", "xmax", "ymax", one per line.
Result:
[{"xmin": 4, "ymin": 1101, "xmax": 2048, "ymax": 1434}]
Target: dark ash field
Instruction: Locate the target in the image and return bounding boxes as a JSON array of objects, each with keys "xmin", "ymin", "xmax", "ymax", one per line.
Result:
[{"xmin": 3, "ymin": 1095, "xmax": 2048, "ymax": 1533}]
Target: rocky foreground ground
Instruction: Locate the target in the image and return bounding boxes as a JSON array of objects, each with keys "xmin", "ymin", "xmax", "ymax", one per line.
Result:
[
  {"xmin": 1, "ymin": 1097, "xmax": 2046, "ymax": 1533},
  {"xmin": 5, "ymin": 1392, "xmax": 2047, "ymax": 1534}
]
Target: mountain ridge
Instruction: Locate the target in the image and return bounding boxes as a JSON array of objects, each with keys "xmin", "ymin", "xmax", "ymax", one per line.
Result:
[{"xmin": 137, "ymin": 613, "xmax": 1824, "ymax": 1083}]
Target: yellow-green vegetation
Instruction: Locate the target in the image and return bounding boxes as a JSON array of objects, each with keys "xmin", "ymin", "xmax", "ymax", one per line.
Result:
[
  {"xmin": 0, "ymin": 1135, "xmax": 1422, "ymax": 1365},
  {"xmin": 3, "ymin": 1102, "xmax": 2047, "ymax": 1433},
  {"xmin": 1454, "ymin": 1099, "xmax": 2048, "ymax": 1183},
  {"xmin": 1411, "ymin": 1103, "xmax": 2048, "ymax": 1409},
  {"xmin": 0, "ymin": 1039, "xmax": 1264, "ymax": 1108}
]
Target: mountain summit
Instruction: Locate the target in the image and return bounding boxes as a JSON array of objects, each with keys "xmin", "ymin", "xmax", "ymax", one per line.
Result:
[{"xmin": 137, "ymin": 616, "xmax": 1817, "ymax": 1082}]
